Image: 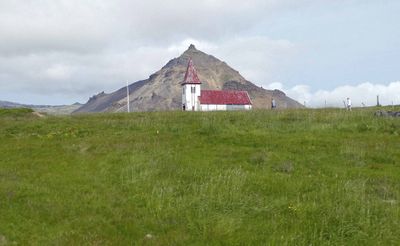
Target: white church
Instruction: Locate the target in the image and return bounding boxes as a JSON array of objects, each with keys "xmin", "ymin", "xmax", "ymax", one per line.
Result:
[{"xmin": 182, "ymin": 59, "xmax": 252, "ymax": 111}]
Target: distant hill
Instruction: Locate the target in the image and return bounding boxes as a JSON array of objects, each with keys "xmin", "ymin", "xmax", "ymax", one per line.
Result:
[
  {"xmin": 0, "ymin": 100, "xmax": 82, "ymax": 115},
  {"xmin": 74, "ymin": 45, "xmax": 303, "ymax": 113},
  {"xmin": 0, "ymin": 100, "xmax": 25, "ymax": 108}
]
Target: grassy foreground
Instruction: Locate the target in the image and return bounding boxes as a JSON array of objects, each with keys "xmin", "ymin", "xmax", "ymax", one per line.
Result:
[{"xmin": 0, "ymin": 107, "xmax": 399, "ymax": 245}]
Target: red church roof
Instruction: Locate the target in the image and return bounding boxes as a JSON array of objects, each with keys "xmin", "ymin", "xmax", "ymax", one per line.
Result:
[
  {"xmin": 182, "ymin": 58, "xmax": 201, "ymax": 85},
  {"xmin": 199, "ymin": 90, "xmax": 252, "ymax": 105}
]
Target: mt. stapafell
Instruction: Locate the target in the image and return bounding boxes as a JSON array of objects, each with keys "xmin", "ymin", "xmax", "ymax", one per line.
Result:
[{"xmin": 74, "ymin": 45, "xmax": 303, "ymax": 113}]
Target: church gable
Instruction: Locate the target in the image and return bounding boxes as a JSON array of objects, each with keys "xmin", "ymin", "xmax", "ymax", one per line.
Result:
[{"xmin": 182, "ymin": 59, "xmax": 201, "ymax": 85}]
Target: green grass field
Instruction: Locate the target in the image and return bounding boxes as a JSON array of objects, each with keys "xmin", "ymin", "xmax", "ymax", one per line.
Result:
[{"xmin": 0, "ymin": 107, "xmax": 399, "ymax": 245}]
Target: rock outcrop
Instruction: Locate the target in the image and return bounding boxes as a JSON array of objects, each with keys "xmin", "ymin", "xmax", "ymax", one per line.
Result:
[{"xmin": 375, "ymin": 110, "xmax": 400, "ymax": 117}]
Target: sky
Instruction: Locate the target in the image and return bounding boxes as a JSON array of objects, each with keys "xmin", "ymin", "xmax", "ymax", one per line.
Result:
[{"xmin": 0, "ymin": 0, "xmax": 399, "ymax": 107}]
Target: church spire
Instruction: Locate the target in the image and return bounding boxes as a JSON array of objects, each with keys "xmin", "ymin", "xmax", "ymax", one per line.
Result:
[{"xmin": 182, "ymin": 58, "xmax": 201, "ymax": 85}]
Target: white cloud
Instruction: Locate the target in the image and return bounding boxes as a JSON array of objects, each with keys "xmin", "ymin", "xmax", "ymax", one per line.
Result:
[
  {"xmin": 0, "ymin": 1, "xmax": 115, "ymax": 55},
  {"xmin": 118, "ymin": 0, "xmax": 321, "ymax": 43},
  {"xmin": 265, "ymin": 82, "xmax": 284, "ymax": 91},
  {"xmin": 0, "ymin": 0, "xmax": 318, "ymax": 55},
  {"xmin": 268, "ymin": 82, "xmax": 400, "ymax": 108},
  {"xmin": 211, "ymin": 37, "xmax": 299, "ymax": 83},
  {"xmin": 42, "ymin": 64, "xmax": 73, "ymax": 81}
]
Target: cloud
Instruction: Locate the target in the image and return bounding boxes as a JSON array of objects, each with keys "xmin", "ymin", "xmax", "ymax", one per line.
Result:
[
  {"xmin": 0, "ymin": 0, "xmax": 317, "ymax": 55},
  {"xmin": 118, "ymin": 0, "xmax": 321, "ymax": 43},
  {"xmin": 0, "ymin": 1, "xmax": 115, "ymax": 56},
  {"xmin": 0, "ymin": 47, "xmax": 181, "ymax": 94},
  {"xmin": 268, "ymin": 82, "xmax": 400, "ymax": 108},
  {"xmin": 211, "ymin": 37, "xmax": 300, "ymax": 83}
]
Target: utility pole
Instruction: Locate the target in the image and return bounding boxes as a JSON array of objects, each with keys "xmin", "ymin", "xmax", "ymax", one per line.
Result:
[
  {"xmin": 377, "ymin": 95, "xmax": 380, "ymax": 107},
  {"xmin": 126, "ymin": 81, "xmax": 130, "ymax": 113}
]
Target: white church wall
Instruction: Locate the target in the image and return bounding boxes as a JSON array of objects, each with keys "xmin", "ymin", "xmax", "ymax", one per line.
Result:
[
  {"xmin": 200, "ymin": 104, "xmax": 224, "ymax": 111},
  {"xmin": 200, "ymin": 104, "xmax": 252, "ymax": 111},
  {"xmin": 226, "ymin": 105, "xmax": 248, "ymax": 111},
  {"xmin": 217, "ymin": 105, "xmax": 226, "ymax": 111},
  {"xmin": 182, "ymin": 84, "xmax": 201, "ymax": 111}
]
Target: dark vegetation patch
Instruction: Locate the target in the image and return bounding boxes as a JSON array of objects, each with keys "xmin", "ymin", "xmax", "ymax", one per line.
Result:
[{"xmin": 0, "ymin": 107, "xmax": 34, "ymax": 117}]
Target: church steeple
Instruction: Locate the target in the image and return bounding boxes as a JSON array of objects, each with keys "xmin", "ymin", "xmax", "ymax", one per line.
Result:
[{"xmin": 182, "ymin": 58, "xmax": 201, "ymax": 85}]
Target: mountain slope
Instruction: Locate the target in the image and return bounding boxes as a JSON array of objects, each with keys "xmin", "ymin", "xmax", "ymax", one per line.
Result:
[{"xmin": 75, "ymin": 45, "xmax": 303, "ymax": 113}]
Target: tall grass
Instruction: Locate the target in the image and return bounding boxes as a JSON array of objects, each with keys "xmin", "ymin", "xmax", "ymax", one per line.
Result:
[{"xmin": 0, "ymin": 107, "xmax": 399, "ymax": 245}]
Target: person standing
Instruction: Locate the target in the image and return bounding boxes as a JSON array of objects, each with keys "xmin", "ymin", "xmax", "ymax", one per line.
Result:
[
  {"xmin": 271, "ymin": 98, "xmax": 277, "ymax": 109},
  {"xmin": 346, "ymin": 97, "xmax": 352, "ymax": 111}
]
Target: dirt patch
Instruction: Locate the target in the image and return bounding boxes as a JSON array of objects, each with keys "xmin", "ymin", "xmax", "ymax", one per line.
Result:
[
  {"xmin": 0, "ymin": 234, "xmax": 7, "ymax": 246},
  {"xmin": 32, "ymin": 111, "xmax": 46, "ymax": 118}
]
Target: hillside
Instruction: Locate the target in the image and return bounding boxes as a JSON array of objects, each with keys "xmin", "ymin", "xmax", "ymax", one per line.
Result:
[
  {"xmin": 74, "ymin": 45, "xmax": 303, "ymax": 113},
  {"xmin": 0, "ymin": 101, "xmax": 23, "ymax": 108},
  {"xmin": 0, "ymin": 100, "xmax": 81, "ymax": 115},
  {"xmin": 0, "ymin": 108, "xmax": 399, "ymax": 244}
]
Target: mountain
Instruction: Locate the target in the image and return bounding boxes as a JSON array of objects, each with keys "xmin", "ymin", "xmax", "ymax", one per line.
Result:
[
  {"xmin": 74, "ymin": 45, "xmax": 303, "ymax": 113},
  {"xmin": 0, "ymin": 100, "xmax": 82, "ymax": 115},
  {"xmin": 0, "ymin": 100, "xmax": 25, "ymax": 108}
]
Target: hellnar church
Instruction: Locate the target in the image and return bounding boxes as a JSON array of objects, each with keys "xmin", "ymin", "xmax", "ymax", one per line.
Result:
[{"xmin": 182, "ymin": 59, "xmax": 252, "ymax": 111}]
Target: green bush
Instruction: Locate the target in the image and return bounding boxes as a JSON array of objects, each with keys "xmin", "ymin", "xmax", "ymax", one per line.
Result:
[{"xmin": 0, "ymin": 107, "xmax": 34, "ymax": 117}]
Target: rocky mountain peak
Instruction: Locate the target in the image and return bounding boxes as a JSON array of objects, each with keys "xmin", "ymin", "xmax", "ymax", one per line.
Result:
[{"xmin": 188, "ymin": 44, "xmax": 196, "ymax": 50}]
